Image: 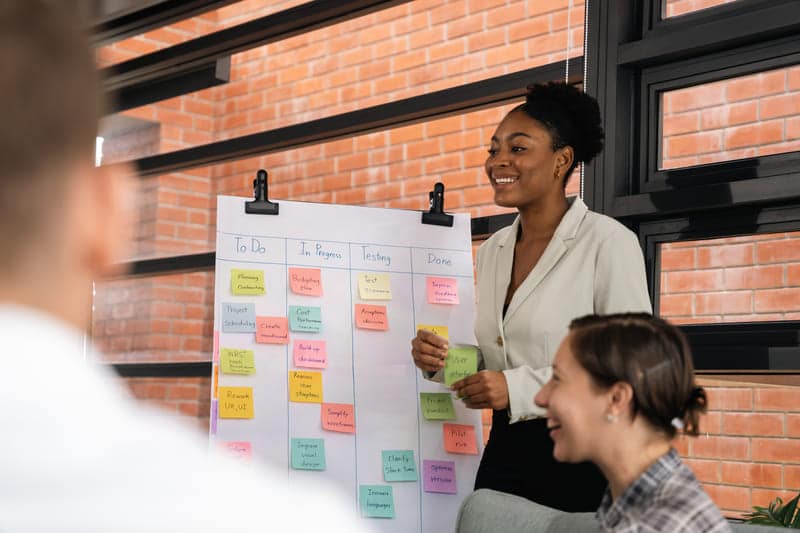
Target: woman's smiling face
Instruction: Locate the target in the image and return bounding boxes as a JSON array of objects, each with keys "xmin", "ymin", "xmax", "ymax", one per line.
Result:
[
  {"xmin": 485, "ymin": 108, "xmax": 566, "ymax": 210},
  {"xmin": 534, "ymin": 333, "xmax": 611, "ymax": 464}
]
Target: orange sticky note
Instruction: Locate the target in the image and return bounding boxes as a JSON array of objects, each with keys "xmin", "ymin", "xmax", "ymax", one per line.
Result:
[
  {"xmin": 293, "ymin": 340, "xmax": 327, "ymax": 369},
  {"xmin": 426, "ymin": 276, "xmax": 460, "ymax": 305},
  {"xmin": 212, "ymin": 365, "xmax": 219, "ymax": 399},
  {"xmin": 289, "ymin": 267, "xmax": 323, "ymax": 296},
  {"xmin": 218, "ymin": 387, "xmax": 254, "ymax": 419},
  {"xmin": 288, "ymin": 370, "xmax": 323, "ymax": 403},
  {"xmin": 321, "ymin": 403, "xmax": 355, "ymax": 433},
  {"xmin": 256, "ymin": 316, "xmax": 289, "ymax": 344},
  {"xmin": 443, "ymin": 423, "xmax": 478, "ymax": 455},
  {"xmin": 355, "ymin": 304, "xmax": 388, "ymax": 331}
]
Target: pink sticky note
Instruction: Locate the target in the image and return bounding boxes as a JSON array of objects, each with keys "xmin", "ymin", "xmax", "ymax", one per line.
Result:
[
  {"xmin": 221, "ymin": 441, "xmax": 252, "ymax": 462},
  {"xmin": 213, "ymin": 330, "xmax": 220, "ymax": 362},
  {"xmin": 256, "ymin": 316, "xmax": 289, "ymax": 344},
  {"xmin": 321, "ymin": 403, "xmax": 355, "ymax": 433},
  {"xmin": 355, "ymin": 304, "xmax": 388, "ymax": 330},
  {"xmin": 423, "ymin": 460, "xmax": 457, "ymax": 494},
  {"xmin": 289, "ymin": 267, "xmax": 323, "ymax": 296},
  {"xmin": 293, "ymin": 340, "xmax": 328, "ymax": 369},
  {"xmin": 443, "ymin": 423, "xmax": 478, "ymax": 455},
  {"xmin": 426, "ymin": 277, "xmax": 460, "ymax": 305}
]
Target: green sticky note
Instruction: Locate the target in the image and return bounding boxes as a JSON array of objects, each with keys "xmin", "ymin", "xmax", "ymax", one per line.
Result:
[
  {"xmin": 444, "ymin": 345, "xmax": 478, "ymax": 386},
  {"xmin": 382, "ymin": 450, "xmax": 418, "ymax": 482},
  {"xmin": 420, "ymin": 392, "xmax": 456, "ymax": 420},
  {"xmin": 359, "ymin": 485, "xmax": 395, "ymax": 518},
  {"xmin": 288, "ymin": 305, "xmax": 322, "ymax": 333},
  {"xmin": 291, "ymin": 438, "xmax": 326, "ymax": 471},
  {"xmin": 230, "ymin": 268, "xmax": 265, "ymax": 295},
  {"xmin": 220, "ymin": 348, "xmax": 256, "ymax": 375}
]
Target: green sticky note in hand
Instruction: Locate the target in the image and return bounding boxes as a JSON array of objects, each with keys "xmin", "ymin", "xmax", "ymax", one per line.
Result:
[
  {"xmin": 444, "ymin": 345, "xmax": 478, "ymax": 386},
  {"xmin": 420, "ymin": 392, "xmax": 456, "ymax": 420}
]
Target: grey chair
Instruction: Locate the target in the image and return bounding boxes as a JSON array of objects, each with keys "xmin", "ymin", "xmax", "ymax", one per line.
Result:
[{"xmin": 456, "ymin": 489, "xmax": 787, "ymax": 533}]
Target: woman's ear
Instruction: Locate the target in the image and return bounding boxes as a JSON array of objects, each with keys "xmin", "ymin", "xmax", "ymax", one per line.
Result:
[
  {"xmin": 607, "ymin": 381, "xmax": 634, "ymax": 419},
  {"xmin": 554, "ymin": 146, "xmax": 574, "ymax": 180}
]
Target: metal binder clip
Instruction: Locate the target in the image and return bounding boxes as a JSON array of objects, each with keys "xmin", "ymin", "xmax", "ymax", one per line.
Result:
[
  {"xmin": 245, "ymin": 169, "xmax": 279, "ymax": 215},
  {"xmin": 421, "ymin": 182, "xmax": 454, "ymax": 227}
]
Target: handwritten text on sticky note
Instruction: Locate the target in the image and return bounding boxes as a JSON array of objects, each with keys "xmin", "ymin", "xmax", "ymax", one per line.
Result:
[
  {"xmin": 293, "ymin": 340, "xmax": 327, "ymax": 369},
  {"xmin": 255, "ymin": 316, "xmax": 289, "ymax": 344},
  {"xmin": 220, "ymin": 348, "xmax": 256, "ymax": 375},
  {"xmin": 218, "ymin": 387, "xmax": 254, "ymax": 419},
  {"xmin": 291, "ymin": 438, "xmax": 326, "ymax": 470},
  {"xmin": 416, "ymin": 324, "xmax": 449, "ymax": 340},
  {"xmin": 289, "ymin": 267, "xmax": 322, "ymax": 296},
  {"xmin": 355, "ymin": 304, "xmax": 388, "ymax": 331},
  {"xmin": 358, "ymin": 272, "xmax": 392, "ymax": 300},
  {"xmin": 321, "ymin": 403, "xmax": 355, "ymax": 433},
  {"xmin": 426, "ymin": 276, "xmax": 459, "ymax": 305},
  {"xmin": 288, "ymin": 305, "xmax": 322, "ymax": 333},
  {"xmin": 423, "ymin": 460, "xmax": 457, "ymax": 494},
  {"xmin": 288, "ymin": 370, "xmax": 323, "ymax": 403},
  {"xmin": 221, "ymin": 302, "xmax": 256, "ymax": 333},
  {"xmin": 420, "ymin": 392, "xmax": 456, "ymax": 420},
  {"xmin": 230, "ymin": 269, "xmax": 265, "ymax": 295},
  {"xmin": 221, "ymin": 441, "xmax": 252, "ymax": 462},
  {"xmin": 359, "ymin": 485, "xmax": 395, "ymax": 518},
  {"xmin": 444, "ymin": 345, "xmax": 478, "ymax": 386},
  {"xmin": 382, "ymin": 450, "xmax": 418, "ymax": 482},
  {"xmin": 443, "ymin": 423, "xmax": 479, "ymax": 455}
]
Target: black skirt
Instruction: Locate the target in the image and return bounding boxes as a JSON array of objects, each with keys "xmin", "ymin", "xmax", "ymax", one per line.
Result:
[{"xmin": 473, "ymin": 409, "xmax": 607, "ymax": 512}]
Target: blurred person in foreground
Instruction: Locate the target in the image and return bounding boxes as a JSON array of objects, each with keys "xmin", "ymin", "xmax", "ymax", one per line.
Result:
[
  {"xmin": 0, "ymin": 2, "xmax": 373, "ymax": 532},
  {"xmin": 535, "ymin": 314, "xmax": 730, "ymax": 532}
]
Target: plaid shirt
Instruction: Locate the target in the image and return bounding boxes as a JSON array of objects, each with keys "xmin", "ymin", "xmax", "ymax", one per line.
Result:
[{"xmin": 596, "ymin": 449, "xmax": 731, "ymax": 532}]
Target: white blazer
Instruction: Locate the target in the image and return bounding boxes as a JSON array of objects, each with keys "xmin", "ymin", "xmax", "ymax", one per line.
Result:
[{"xmin": 474, "ymin": 196, "xmax": 652, "ymax": 423}]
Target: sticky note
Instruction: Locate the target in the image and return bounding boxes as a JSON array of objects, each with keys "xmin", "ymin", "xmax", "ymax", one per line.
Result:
[
  {"xmin": 291, "ymin": 438, "xmax": 326, "ymax": 470},
  {"xmin": 355, "ymin": 304, "xmax": 388, "ymax": 330},
  {"xmin": 321, "ymin": 403, "xmax": 355, "ymax": 433},
  {"xmin": 212, "ymin": 365, "xmax": 219, "ymax": 399},
  {"xmin": 359, "ymin": 485, "xmax": 395, "ymax": 518},
  {"xmin": 444, "ymin": 345, "xmax": 478, "ymax": 386},
  {"xmin": 358, "ymin": 272, "xmax": 392, "ymax": 300},
  {"xmin": 423, "ymin": 460, "xmax": 457, "ymax": 494},
  {"xmin": 230, "ymin": 268, "xmax": 265, "ymax": 295},
  {"xmin": 221, "ymin": 441, "xmax": 252, "ymax": 462},
  {"xmin": 382, "ymin": 450, "xmax": 418, "ymax": 482},
  {"xmin": 218, "ymin": 387, "xmax": 254, "ymax": 419},
  {"xmin": 255, "ymin": 316, "xmax": 289, "ymax": 344},
  {"xmin": 293, "ymin": 340, "xmax": 327, "ymax": 369},
  {"xmin": 289, "ymin": 267, "xmax": 322, "ymax": 296},
  {"xmin": 426, "ymin": 276, "xmax": 460, "ymax": 305},
  {"xmin": 443, "ymin": 423, "xmax": 479, "ymax": 455},
  {"xmin": 210, "ymin": 399, "xmax": 218, "ymax": 434},
  {"xmin": 288, "ymin": 370, "xmax": 323, "ymax": 403},
  {"xmin": 416, "ymin": 324, "xmax": 449, "ymax": 340},
  {"xmin": 420, "ymin": 392, "xmax": 456, "ymax": 420},
  {"xmin": 288, "ymin": 305, "xmax": 322, "ymax": 333},
  {"xmin": 212, "ymin": 330, "xmax": 220, "ymax": 362},
  {"xmin": 220, "ymin": 348, "xmax": 256, "ymax": 375},
  {"xmin": 221, "ymin": 302, "xmax": 256, "ymax": 333}
]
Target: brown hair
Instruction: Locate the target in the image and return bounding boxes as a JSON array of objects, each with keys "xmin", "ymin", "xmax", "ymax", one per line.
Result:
[
  {"xmin": 568, "ymin": 313, "xmax": 707, "ymax": 439},
  {"xmin": 0, "ymin": 1, "xmax": 101, "ymax": 270}
]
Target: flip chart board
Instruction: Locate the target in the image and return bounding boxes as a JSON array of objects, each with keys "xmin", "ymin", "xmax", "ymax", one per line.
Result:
[{"xmin": 211, "ymin": 196, "xmax": 482, "ymax": 532}]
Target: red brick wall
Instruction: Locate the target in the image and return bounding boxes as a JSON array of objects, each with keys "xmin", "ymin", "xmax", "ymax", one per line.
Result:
[
  {"xmin": 93, "ymin": 0, "xmax": 800, "ymax": 516},
  {"xmin": 665, "ymin": 0, "xmax": 739, "ymax": 18}
]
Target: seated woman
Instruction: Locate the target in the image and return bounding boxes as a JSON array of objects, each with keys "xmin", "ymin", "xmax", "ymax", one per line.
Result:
[{"xmin": 534, "ymin": 313, "xmax": 731, "ymax": 532}]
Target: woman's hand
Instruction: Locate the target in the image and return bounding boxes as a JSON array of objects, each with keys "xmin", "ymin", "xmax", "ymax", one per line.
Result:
[
  {"xmin": 451, "ymin": 370, "xmax": 509, "ymax": 410},
  {"xmin": 410, "ymin": 329, "xmax": 448, "ymax": 372}
]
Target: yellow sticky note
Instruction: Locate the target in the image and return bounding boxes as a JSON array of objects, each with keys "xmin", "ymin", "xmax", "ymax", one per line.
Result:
[
  {"xmin": 218, "ymin": 387, "xmax": 254, "ymax": 419},
  {"xmin": 358, "ymin": 272, "xmax": 392, "ymax": 300},
  {"xmin": 230, "ymin": 269, "xmax": 265, "ymax": 295},
  {"xmin": 416, "ymin": 324, "xmax": 449, "ymax": 340},
  {"xmin": 288, "ymin": 370, "xmax": 323, "ymax": 403},
  {"xmin": 220, "ymin": 348, "xmax": 256, "ymax": 375}
]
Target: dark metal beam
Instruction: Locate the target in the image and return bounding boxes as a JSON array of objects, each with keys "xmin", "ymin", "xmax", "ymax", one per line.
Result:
[
  {"xmin": 121, "ymin": 252, "xmax": 216, "ymax": 278},
  {"xmin": 131, "ymin": 59, "xmax": 583, "ymax": 178},
  {"xmin": 91, "ymin": 0, "xmax": 239, "ymax": 47},
  {"xmin": 109, "ymin": 361, "xmax": 212, "ymax": 377},
  {"xmin": 109, "ymin": 57, "xmax": 230, "ymax": 113},
  {"xmin": 101, "ymin": 0, "xmax": 412, "ymax": 94}
]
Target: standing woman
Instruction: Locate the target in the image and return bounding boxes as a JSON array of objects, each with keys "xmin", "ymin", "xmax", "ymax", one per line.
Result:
[
  {"xmin": 410, "ymin": 82, "xmax": 651, "ymax": 511},
  {"xmin": 534, "ymin": 314, "xmax": 729, "ymax": 532}
]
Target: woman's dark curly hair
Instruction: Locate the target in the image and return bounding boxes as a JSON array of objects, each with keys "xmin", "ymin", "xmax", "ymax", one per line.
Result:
[{"xmin": 514, "ymin": 82, "xmax": 605, "ymax": 185}]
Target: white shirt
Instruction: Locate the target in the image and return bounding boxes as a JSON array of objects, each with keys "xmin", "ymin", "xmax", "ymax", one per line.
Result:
[{"xmin": 0, "ymin": 305, "xmax": 376, "ymax": 533}]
